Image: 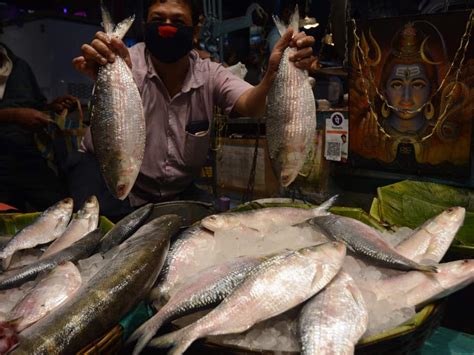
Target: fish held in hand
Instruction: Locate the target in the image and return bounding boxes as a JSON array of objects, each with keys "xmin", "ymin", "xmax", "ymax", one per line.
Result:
[
  {"xmin": 265, "ymin": 6, "xmax": 317, "ymax": 187},
  {"xmin": 89, "ymin": 3, "xmax": 145, "ymax": 200}
]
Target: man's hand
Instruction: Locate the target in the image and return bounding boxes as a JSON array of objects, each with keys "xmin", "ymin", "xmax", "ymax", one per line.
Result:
[
  {"xmin": 9, "ymin": 108, "xmax": 53, "ymax": 131},
  {"xmin": 72, "ymin": 31, "xmax": 132, "ymax": 80},
  {"xmin": 265, "ymin": 28, "xmax": 316, "ymax": 83},
  {"xmin": 47, "ymin": 95, "xmax": 78, "ymax": 114}
]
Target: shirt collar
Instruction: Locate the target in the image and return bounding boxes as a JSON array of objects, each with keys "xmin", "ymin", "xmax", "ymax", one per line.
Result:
[{"xmin": 145, "ymin": 49, "xmax": 206, "ymax": 94}]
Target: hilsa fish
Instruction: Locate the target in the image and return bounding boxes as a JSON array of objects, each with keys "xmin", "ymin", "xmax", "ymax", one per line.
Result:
[
  {"xmin": 128, "ymin": 256, "xmax": 263, "ymax": 355},
  {"xmin": 89, "ymin": 2, "xmax": 145, "ymax": 199},
  {"xmin": 265, "ymin": 5, "xmax": 317, "ymax": 187},
  {"xmin": 395, "ymin": 206, "xmax": 465, "ymax": 264},
  {"xmin": 8, "ymin": 262, "xmax": 82, "ymax": 332},
  {"xmin": 311, "ymin": 214, "xmax": 439, "ymax": 273},
  {"xmin": 298, "ymin": 271, "xmax": 368, "ymax": 355},
  {"xmin": 40, "ymin": 196, "xmax": 99, "ymax": 259},
  {"xmin": 201, "ymin": 195, "xmax": 336, "ymax": 233},
  {"xmin": 10, "ymin": 215, "xmax": 184, "ymax": 355},
  {"xmin": 149, "ymin": 242, "xmax": 346, "ymax": 355},
  {"xmin": 0, "ymin": 198, "xmax": 73, "ymax": 270}
]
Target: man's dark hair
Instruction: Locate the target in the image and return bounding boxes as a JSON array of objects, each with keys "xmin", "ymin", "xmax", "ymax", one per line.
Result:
[{"xmin": 146, "ymin": 0, "xmax": 203, "ymax": 25}]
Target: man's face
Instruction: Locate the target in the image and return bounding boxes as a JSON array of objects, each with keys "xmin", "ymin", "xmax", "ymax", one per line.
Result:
[
  {"xmin": 147, "ymin": 0, "xmax": 193, "ymax": 26},
  {"xmin": 385, "ymin": 63, "xmax": 431, "ymax": 120}
]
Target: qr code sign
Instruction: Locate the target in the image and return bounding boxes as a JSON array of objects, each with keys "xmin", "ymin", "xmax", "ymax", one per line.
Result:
[{"xmin": 325, "ymin": 141, "xmax": 341, "ymax": 161}]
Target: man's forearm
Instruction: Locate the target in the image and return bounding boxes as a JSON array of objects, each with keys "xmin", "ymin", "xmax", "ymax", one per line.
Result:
[{"xmin": 234, "ymin": 74, "xmax": 273, "ymax": 118}]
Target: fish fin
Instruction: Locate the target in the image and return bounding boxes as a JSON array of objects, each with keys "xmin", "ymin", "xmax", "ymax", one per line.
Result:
[
  {"xmin": 100, "ymin": 0, "xmax": 115, "ymax": 34},
  {"xmin": 1, "ymin": 254, "xmax": 12, "ymax": 270},
  {"xmin": 416, "ymin": 263, "xmax": 439, "ymax": 273},
  {"xmin": 148, "ymin": 328, "xmax": 188, "ymax": 349},
  {"xmin": 311, "ymin": 195, "xmax": 338, "ymax": 217},
  {"xmin": 288, "ymin": 5, "xmax": 300, "ymax": 35}
]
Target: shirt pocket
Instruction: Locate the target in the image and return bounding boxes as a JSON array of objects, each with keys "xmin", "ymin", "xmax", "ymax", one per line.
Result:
[{"xmin": 183, "ymin": 129, "xmax": 210, "ymax": 168}]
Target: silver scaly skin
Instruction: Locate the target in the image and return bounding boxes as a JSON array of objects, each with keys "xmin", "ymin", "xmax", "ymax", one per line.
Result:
[
  {"xmin": 201, "ymin": 195, "xmax": 336, "ymax": 233},
  {"xmin": 11, "ymin": 215, "xmax": 183, "ymax": 355},
  {"xmin": 129, "ymin": 256, "xmax": 263, "ymax": 355},
  {"xmin": 90, "ymin": 3, "xmax": 145, "ymax": 200},
  {"xmin": 9, "ymin": 262, "xmax": 82, "ymax": 332},
  {"xmin": 0, "ymin": 198, "xmax": 73, "ymax": 270},
  {"xmin": 298, "ymin": 271, "xmax": 368, "ymax": 355},
  {"xmin": 40, "ymin": 196, "xmax": 100, "ymax": 259},
  {"xmin": 151, "ymin": 224, "xmax": 215, "ymax": 306},
  {"xmin": 149, "ymin": 242, "xmax": 346, "ymax": 355},
  {"xmin": 371, "ymin": 259, "xmax": 474, "ymax": 308},
  {"xmin": 265, "ymin": 6, "xmax": 317, "ymax": 187},
  {"xmin": 0, "ymin": 229, "xmax": 102, "ymax": 290},
  {"xmin": 395, "ymin": 206, "xmax": 465, "ymax": 263},
  {"xmin": 312, "ymin": 214, "xmax": 439, "ymax": 273}
]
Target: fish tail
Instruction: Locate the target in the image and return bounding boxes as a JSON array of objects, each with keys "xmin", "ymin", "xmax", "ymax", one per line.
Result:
[
  {"xmin": 288, "ymin": 4, "xmax": 300, "ymax": 34},
  {"xmin": 113, "ymin": 15, "xmax": 135, "ymax": 40},
  {"xmin": 127, "ymin": 313, "xmax": 165, "ymax": 355},
  {"xmin": 167, "ymin": 337, "xmax": 195, "ymax": 355},
  {"xmin": 100, "ymin": 0, "xmax": 115, "ymax": 34},
  {"xmin": 312, "ymin": 195, "xmax": 338, "ymax": 217},
  {"xmin": 148, "ymin": 328, "xmax": 187, "ymax": 349},
  {"xmin": 272, "ymin": 15, "xmax": 287, "ymax": 37}
]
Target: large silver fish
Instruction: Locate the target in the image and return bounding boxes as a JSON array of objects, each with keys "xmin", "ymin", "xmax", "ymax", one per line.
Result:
[
  {"xmin": 0, "ymin": 198, "xmax": 73, "ymax": 270},
  {"xmin": 89, "ymin": 3, "xmax": 145, "ymax": 200},
  {"xmin": 151, "ymin": 224, "xmax": 215, "ymax": 306},
  {"xmin": 0, "ymin": 229, "xmax": 101, "ymax": 290},
  {"xmin": 370, "ymin": 259, "xmax": 474, "ymax": 308},
  {"xmin": 149, "ymin": 242, "xmax": 346, "ymax": 355},
  {"xmin": 129, "ymin": 256, "xmax": 263, "ymax": 355},
  {"xmin": 201, "ymin": 196, "xmax": 336, "ymax": 233},
  {"xmin": 11, "ymin": 215, "xmax": 183, "ymax": 355},
  {"xmin": 265, "ymin": 6, "xmax": 316, "ymax": 187},
  {"xmin": 40, "ymin": 196, "xmax": 99, "ymax": 259},
  {"xmin": 311, "ymin": 214, "xmax": 439, "ymax": 273},
  {"xmin": 298, "ymin": 271, "xmax": 368, "ymax": 355},
  {"xmin": 395, "ymin": 207, "xmax": 465, "ymax": 263},
  {"xmin": 8, "ymin": 262, "xmax": 82, "ymax": 332}
]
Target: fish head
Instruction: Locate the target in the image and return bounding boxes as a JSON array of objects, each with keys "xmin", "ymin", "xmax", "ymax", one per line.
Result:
[
  {"xmin": 280, "ymin": 168, "xmax": 299, "ymax": 187},
  {"xmin": 424, "ymin": 206, "xmax": 466, "ymax": 235},
  {"xmin": 434, "ymin": 259, "xmax": 474, "ymax": 297},
  {"xmin": 103, "ymin": 155, "xmax": 139, "ymax": 200},
  {"xmin": 52, "ymin": 198, "xmax": 74, "ymax": 217},
  {"xmin": 298, "ymin": 241, "xmax": 346, "ymax": 260},
  {"xmin": 201, "ymin": 214, "xmax": 239, "ymax": 231}
]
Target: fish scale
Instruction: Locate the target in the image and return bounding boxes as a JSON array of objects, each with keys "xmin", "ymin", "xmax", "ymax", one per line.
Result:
[
  {"xmin": 266, "ymin": 7, "xmax": 316, "ymax": 187},
  {"xmin": 90, "ymin": 4, "xmax": 145, "ymax": 200}
]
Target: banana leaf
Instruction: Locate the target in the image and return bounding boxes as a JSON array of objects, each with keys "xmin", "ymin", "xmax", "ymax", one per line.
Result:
[{"xmin": 371, "ymin": 180, "xmax": 474, "ymax": 249}]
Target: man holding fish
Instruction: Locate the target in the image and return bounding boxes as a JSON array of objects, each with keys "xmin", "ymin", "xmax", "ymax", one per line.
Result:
[{"xmin": 71, "ymin": 0, "xmax": 316, "ymax": 219}]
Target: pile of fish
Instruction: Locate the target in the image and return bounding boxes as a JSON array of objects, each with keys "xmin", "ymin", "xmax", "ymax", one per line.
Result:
[
  {"xmin": 126, "ymin": 199, "xmax": 473, "ymax": 355},
  {"xmin": 1, "ymin": 194, "xmax": 472, "ymax": 355},
  {"xmin": 265, "ymin": 6, "xmax": 317, "ymax": 188},
  {"xmin": 0, "ymin": 196, "xmax": 187, "ymax": 354}
]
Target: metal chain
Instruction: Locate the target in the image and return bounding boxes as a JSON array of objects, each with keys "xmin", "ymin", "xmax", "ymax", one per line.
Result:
[
  {"xmin": 242, "ymin": 117, "xmax": 261, "ymax": 204},
  {"xmin": 351, "ymin": 10, "xmax": 473, "ymax": 141}
]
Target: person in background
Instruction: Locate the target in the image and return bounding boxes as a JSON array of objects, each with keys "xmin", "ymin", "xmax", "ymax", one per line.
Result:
[
  {"xmin": 0, "ymin": 42, "xmax": 77, "ymax": 211},
  {"xmin": 72, "ymin": 0, "xmax": 315, "ymax": 219}
]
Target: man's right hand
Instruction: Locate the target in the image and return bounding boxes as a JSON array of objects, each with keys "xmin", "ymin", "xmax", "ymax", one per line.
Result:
[
  {"xmin": 72, "ymin": 31, "xmax": 132, "ymax": 80},
  {"xmin": 11, "ymin": 108, "xmax": 54, "ymax": 131}
]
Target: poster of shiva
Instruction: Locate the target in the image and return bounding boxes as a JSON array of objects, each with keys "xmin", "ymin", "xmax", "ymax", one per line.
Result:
[{"xmin": 349, "ymin": 11, "xmax": 473, "ymax": 179}]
